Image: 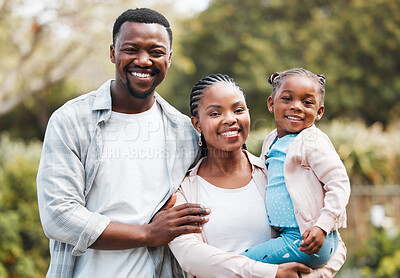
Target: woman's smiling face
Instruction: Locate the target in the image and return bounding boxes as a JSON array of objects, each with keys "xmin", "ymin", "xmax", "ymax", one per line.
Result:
[
  {"xmin": 192, "ymin": 82, "xmax": 250, "ymax": 153},
  {"xmin": 268, "ymin": 75, "xmax": 324, "ymax": 138}
]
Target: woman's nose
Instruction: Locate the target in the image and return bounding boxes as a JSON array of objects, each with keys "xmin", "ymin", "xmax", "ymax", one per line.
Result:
[{"xmin": 223, "ymin": 112, "xmax": 237, "ymax": 125}]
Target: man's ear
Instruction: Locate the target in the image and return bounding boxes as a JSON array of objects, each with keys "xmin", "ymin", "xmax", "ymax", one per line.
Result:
[
  {"xmin": 110, "ymin": 44, "xmax": 116, "ymax": 64},
  {"xmin": 191, "ymin": 116, "xmax": 202, "ymax": 133},
  {"xmin": 315, "ymin": 105, "xmax": 325, "ymax": 121}
]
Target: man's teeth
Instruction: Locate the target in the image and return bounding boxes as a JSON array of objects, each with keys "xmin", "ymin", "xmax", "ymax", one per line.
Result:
[
  {"xmin": 287, "ymin": 116, "xmax": 302, "ymax": 120},
  {"xmin": 131, "ymin": 72, "xmax": 151, "ymax": 78},
  {"xmin": 221, "ymin": 131, "xmax": 238, "ymax": 136}
]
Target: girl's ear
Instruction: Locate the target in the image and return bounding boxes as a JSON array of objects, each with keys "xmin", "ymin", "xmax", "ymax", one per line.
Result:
[
  {"xmin": 267, "ymin": 96, "xmax": 274, "ymax": 113},
  {"xmin": 315, "ymin": 105, "xmax": 325, "ymax": 121},
  {"xmin": 191, "ymin": 116, "xmax": 202, "ymax": 133}
]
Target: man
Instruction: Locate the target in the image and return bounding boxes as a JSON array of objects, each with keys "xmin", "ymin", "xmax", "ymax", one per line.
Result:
[
  {"xmin": 37, "ymin": 8, "xmax": 314, "ymax": 278},
  {"xmin": 37, "ymin": 8, "xmax": 208, "ymax": 278}
]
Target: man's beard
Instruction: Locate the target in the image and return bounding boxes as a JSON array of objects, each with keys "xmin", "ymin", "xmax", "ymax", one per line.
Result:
[{"xmin": 125, "ymin": 75, "xmax": 156, "ymax": 99}]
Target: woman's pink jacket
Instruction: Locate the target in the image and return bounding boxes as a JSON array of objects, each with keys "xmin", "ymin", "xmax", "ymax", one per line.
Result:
[{"xmin": 169, "ymin": 150, "xmax": 347, "ymax": 278}]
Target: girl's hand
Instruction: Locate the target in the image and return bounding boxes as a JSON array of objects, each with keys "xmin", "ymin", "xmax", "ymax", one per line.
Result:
[{"xmin": 299, "ymin": 226, "xmax": 326, "ymax": 254}]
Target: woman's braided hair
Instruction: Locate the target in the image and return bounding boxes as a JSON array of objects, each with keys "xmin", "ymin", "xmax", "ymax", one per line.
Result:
[{"xmin": 189, "ymin": 73, "xmax": 247, "ymax": 157}]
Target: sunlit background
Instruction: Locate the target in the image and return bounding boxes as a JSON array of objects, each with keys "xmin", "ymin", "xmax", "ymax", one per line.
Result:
[{"xmin": 0, "ymin": 0, "xmax": 399, "ymax": 277}]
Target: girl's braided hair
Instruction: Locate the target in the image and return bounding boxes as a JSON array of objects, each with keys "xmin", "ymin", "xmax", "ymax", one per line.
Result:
[{"xmin": 268, "ymin": 68, "xmax": 326, "ymax": 104}]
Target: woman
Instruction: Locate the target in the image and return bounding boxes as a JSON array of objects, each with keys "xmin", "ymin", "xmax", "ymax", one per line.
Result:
[{"xmin": 168, "ymin": 73, "xmax": 346, "ymax": 278}]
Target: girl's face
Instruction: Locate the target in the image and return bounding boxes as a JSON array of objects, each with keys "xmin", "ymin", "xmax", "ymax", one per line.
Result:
[
  {"xmin": 192, "ymin": 82, "xmax": 250, "ymax": 153},
  {"xmin": 268, "ymin": 75, "xmax": 324, "ymax": 138}
]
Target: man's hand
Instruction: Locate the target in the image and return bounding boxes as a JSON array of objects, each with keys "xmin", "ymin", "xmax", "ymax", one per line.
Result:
[
  {"xmin": 299, "ymin": 226, "xmax": 326, "ymax": 254},
  {"xmin": 146, "ymin": 193, "xmax": 210, "ymax": 247},
  {"xmin": 276, "ymin": 262, "xmax": 312, "ymax": 278}
]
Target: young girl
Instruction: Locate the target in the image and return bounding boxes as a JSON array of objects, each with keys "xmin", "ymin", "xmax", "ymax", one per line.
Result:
[
  {"xmin": 168, "ymin": 73, "xmax": 347, "ymax": 278},
  {"xmin": 242, "ymin": 68, "xmax": 351, "ymax": 269}
]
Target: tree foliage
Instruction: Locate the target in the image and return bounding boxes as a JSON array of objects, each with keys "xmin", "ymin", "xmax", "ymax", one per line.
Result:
[
  {"xmin": 165, "ymin": 0, "xmax": 400, "ymax": 127},
  {"xmin": 0, "ymin": 134, "xmax": 48, "ymax": 277},
  {"xmin": 353, "ymin": 228, "xmax": 400, "ymax": 278},
  {"xmin": 0, "ymin": 0, "xmax": 122, "ymax": 117}
]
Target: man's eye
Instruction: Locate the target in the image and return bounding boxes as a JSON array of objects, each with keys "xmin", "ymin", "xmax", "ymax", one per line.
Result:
[
  {"xmin": 123, "ymin": 48, "xmax": 136, "ymax": 53},
  {"xmin": 151, "ymin": 50, "xmax": 164, "ymax": 56}
]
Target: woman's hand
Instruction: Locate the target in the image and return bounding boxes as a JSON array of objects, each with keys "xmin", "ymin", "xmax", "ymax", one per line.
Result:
[{"xmin": 276, "ymin": 262, "xmax": 312, "ymax": 278}]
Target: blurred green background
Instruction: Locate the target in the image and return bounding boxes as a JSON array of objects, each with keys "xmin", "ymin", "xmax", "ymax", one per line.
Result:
[{"xmin": 0, "ymin": 0, "xmax": 399, "ymax": 277}]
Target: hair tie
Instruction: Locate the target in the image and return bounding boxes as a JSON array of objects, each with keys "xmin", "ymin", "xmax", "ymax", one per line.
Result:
[
  {"xmin": 316, "ymin": 74, "xmax": 326, "ymax": 85},
  {"xmin": 268, "ymin": 72, "xmax": 280, "ymax": 85}
]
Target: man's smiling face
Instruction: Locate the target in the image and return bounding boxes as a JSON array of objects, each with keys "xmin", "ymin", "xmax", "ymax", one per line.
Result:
[{"xmin": 110, "ymin": 21, "xmax": 172, "ymax": 99}]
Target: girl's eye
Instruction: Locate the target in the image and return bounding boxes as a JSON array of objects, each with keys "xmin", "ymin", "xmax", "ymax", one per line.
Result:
[
  {"xmin": 282, "ymin": 97, "xmax": 291, "ymax": 101},
  {"xmin": 304, "ymin": 100, "xmax": 314, "ymax": 105},
  {"xmin": 235, "ymin": 108, "xmax": 245, "ymax": 113},
  {"xmin": 209, "ymin": 112, "xmax": 220, "ymax": 117}
]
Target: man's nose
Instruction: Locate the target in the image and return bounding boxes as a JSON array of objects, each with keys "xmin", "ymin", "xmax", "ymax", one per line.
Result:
[{"xmin": 134, "ymin": 51, "xmax": 152, "ymax": 67}]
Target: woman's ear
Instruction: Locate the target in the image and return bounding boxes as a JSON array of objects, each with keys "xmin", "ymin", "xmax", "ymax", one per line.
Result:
[
  {"xmin": 267, "ymin": 96, "xmax": 274, "ymax": 113},
  {"xmin": 191, "ymin": 116, "xmax": 202, "ymax": 133}
]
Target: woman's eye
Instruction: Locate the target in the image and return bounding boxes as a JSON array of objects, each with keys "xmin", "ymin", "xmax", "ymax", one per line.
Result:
[
  {"xmin": 209, "ymin": 112, "xmax": 219, "ymax": 116},
  {"xmin": 235, "ymin": 108, "xmax": 245, "ymax": 113}
]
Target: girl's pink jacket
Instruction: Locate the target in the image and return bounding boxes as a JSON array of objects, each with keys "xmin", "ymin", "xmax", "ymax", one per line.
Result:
[{"xmin": 261, "ymin": 125, "xmax": 350, "ymax": 235}]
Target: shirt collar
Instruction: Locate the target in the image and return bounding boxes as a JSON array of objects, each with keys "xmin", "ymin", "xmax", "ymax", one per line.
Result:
[{"xmin": 91, "ymin": 79, "xmax": 179, "ymax": 124}]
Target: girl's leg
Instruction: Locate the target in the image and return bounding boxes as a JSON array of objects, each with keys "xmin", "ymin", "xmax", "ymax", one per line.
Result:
[
  {"xmin": 241, "ymin": 228, "xmax": 339, "ymax": 268},
  {"xmin": 241, "ymin": 228, "xmax": 303, "ymax": 264}
]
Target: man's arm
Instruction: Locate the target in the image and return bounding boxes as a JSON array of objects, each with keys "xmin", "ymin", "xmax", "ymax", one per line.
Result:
[
  {"xmin": 37, "ymin": 112, "xmax": 208, "ymax": 255},
  {"xmin": 91, "ymin": 197, "xmax": 210, "ymax": 249}
]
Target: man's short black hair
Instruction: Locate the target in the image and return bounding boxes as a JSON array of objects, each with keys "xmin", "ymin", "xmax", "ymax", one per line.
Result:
[{"xmin": 112, "ymin": 8, "xmax": 173, "ymax": 48}]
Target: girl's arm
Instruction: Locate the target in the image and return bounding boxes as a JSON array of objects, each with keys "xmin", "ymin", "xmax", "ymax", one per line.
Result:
[{"xmin": 304, "ymin": 130, "xmax": 351, "ymax": 234}]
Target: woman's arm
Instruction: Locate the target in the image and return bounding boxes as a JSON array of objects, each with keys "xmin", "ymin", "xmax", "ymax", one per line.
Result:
[
  {"xmin": 301, "ymin": 237, "xmax": 347, "ymax": 278},
  {"xmin": 169, "ymin": 185, "xmax": 314, "ymax": 278},
  {"xmin": 169, "ymin": 232, "xmax": 278, "ymax": 278}
]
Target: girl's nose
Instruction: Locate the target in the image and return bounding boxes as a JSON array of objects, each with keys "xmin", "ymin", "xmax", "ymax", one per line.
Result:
[{"xmin": 291, "ymin": 100, "xmax": 303, "ymax": 111}]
